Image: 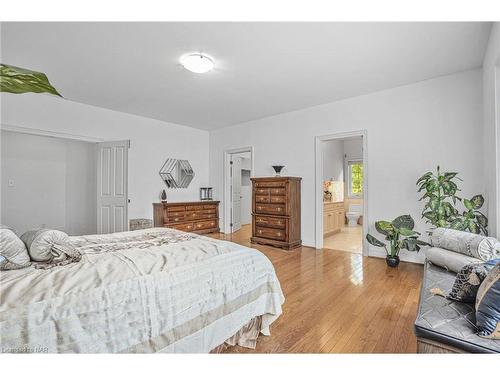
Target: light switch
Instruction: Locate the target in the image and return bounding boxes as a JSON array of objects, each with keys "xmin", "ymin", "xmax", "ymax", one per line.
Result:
[{"xmin": 8, "ymin": 180, "xmax": 15, "ymax": 187}]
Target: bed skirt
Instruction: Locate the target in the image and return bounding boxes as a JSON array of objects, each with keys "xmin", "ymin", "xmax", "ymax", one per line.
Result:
[{"xmin": 210, "ymin": 316, "xmax": 263, "ymax": 353}]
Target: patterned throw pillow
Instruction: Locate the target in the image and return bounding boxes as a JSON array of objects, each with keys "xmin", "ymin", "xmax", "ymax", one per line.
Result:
[
  {"xmin": 448, "ymin": 261, "xmax": 498, "ymax": 303},
  {"xmin": 475, "ymin": 263, "xmax": 500, "ymax": 338}
]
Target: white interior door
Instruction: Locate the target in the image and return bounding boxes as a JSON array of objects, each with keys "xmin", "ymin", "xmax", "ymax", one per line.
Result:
[
  {"xmin": 231, "ymin": 156, "xmax": 242, "ymax": 233},
  {"xmin": 96, "ymin": 140, "xmax": 129, "ymax": 234}
]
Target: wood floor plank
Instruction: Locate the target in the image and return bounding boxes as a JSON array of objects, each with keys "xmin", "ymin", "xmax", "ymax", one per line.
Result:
[{"xmin": 208, "ymin": 225, "xmax": 423, "ymax": 353}]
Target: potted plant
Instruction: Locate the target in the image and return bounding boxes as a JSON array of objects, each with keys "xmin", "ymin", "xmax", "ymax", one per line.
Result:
[
  {"xmin": 366, "ymin": 215, "xmax": 428, "ymax": 267},
  {"xmin": 0, "ymin": 63, "xmax": 62, "ymax": 96},
  {"xmin": 417, "ymin": 166, "xmax": 488, "ymax": 235}
]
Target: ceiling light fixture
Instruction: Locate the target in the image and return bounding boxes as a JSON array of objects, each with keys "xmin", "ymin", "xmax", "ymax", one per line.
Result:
[{"xmin": 180, "ymin": 53, "xmax": 215, "ymax": 74}]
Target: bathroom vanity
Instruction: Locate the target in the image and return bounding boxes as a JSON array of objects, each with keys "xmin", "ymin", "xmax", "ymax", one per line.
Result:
[{"xmin": 323, "ymin": 201, "xmax": 345, "ymax": 236}]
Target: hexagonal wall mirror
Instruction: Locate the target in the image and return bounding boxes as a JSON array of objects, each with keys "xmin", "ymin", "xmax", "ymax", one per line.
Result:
[{"xmin": 159, "ymin": 158, "xmax": 194, "ymax": 188}]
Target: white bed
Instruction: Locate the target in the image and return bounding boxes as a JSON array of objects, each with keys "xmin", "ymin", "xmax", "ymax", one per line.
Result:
[{"xmin": 0, "ymin": 228, "xmax": 284, "ymax": 353}]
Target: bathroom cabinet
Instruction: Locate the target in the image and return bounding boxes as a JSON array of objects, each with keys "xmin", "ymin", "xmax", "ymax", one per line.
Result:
[{"xmin": 323, "ymin": 201, "xmax": 345, "ymax": 236}]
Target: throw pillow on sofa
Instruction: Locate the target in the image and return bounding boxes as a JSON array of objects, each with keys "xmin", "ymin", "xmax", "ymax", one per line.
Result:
[
  {"xmin": 429, "ymin": 228, "xmax": 500, "ymax": 261},
  {"xmin": 0, "ymin": 225, "xmax": 31, "ymax": 270},
  {"xmin": 475, "ymin": 263, "xmax": 500, "ymax": 338}
]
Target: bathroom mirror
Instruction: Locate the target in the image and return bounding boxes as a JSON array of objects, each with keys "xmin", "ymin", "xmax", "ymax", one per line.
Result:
[{"xmin": 159, "ymin": 158, "xmax": 194, "ymax": 188}]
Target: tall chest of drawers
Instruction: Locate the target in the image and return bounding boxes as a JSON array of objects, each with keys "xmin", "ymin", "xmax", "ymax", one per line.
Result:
[
  {"xmin": 153, "ymin": 201, "xmax": 220, "ymax": 234},
  {"xmin": 251, "ymin": 177, "xmax": 302, "ymax": 250}
]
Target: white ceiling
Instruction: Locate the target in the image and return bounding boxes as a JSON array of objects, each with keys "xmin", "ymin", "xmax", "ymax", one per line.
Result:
[{"xmin": 0, "ymin": 22, "xmax": 492, "ymax": 130}]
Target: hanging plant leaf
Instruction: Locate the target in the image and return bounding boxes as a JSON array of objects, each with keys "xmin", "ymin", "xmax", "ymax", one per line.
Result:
[
  {"xmin": 398, "ymin": 227, "xmax": 419, "ymax": 237},
  {"xmin": 463, "ymin": 199, "xmax": 473, "ymax": 210},
  {"xmin": 416, "ymin": 172, "xmax": 432, "ymax": 185},
  {"xmin": 475, "ymin": 212, "xmax": 488, "ymax": 228},
  {"xmin": 0, "ymin": 64, "xmax": 62, "ymax": 97},
  {"xmin": 392, "ymin": 215, "xmax": 415, "ymax": 230}
]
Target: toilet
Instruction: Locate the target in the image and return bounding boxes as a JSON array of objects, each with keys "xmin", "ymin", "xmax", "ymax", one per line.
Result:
[{"xmin": 346, "ymin": 203, "xmax": 363, "ymax": 227}]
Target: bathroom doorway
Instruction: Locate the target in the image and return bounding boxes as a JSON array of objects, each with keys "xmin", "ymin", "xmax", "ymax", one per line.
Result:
[{"xmin": 314, "ymin": 131, "xmax": 368, "ymax": 255}]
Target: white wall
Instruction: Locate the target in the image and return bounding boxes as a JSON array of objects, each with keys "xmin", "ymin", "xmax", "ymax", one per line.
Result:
[
  {"xmin": 322, "ymin": 139, "xmax": 344, "ymax": 181},
  {"xmin": 1, "ymin": 130, "xmax": 96, "ymax": 235},
  {"xmin": 482, "ymin": 23, "xmax": 500, "ymax": 238},
  {"xmin": 209, "ymin": 69, "xmax": 484, "ymax": 263},
  {"xmin": 1, "ymin": 93, "xmax": 210, "ymax": 226}
]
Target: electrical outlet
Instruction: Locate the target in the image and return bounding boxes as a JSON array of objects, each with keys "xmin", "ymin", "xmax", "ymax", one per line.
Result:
[{"xmin": 8, "ymin": 179, "xmax": 15, "ymax": 187}]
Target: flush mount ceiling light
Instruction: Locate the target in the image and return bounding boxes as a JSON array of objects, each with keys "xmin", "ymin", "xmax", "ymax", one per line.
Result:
[{"xmin": 180, "ymin": 53, "xmax": 215, "ymax": 74}]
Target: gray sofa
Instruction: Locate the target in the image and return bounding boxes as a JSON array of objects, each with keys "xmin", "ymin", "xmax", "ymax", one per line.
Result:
[{"xmin": 414, "ymin": 259, "xmax": 500, "ymax": 353}]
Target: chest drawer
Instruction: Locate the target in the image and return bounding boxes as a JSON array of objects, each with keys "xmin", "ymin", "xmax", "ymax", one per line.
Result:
[
  {"xmin": 167, "ymin": 222, "xmax": 194, "ymax": 232},
  {"xmin": 255, "ymin": 226, "xmax": 286, "ymax": 241},
  {"xmin": 255, "ymin": 195, "xmax": 270, "ymax": 203},
  {"xmin": 254, "ymin": 181, "xmax": 286, "ymax": 188},
  {"xmin": 254, "ymin": 215, "xmax": 286, "ymax": 229},
  {"xmin": 193, "ymin": 219, "xmax": 218, "ymax": 231},
  {"xmin": 270, "ymin": 188, "xmax": 286, "ymax": 196},
  {"xmin": 166, "ymin": 206, "xmax": 185, "ymax": 212},
  {"xmin": 270, "ymin": 195, "xmax": 286, "ymax": 204},
  {"xmin": 255, "ymin": 187, "xmax": 270, "ymax": 195},
  {"xmin": 255, "ymin": 203, "xmax": 286, "ymax": 215}
]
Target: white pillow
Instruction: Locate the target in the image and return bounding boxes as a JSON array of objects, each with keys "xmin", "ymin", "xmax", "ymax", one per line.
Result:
[
  {"xmin": 20, "ymin": 228, "xmax": 70, "ymax": 262},
  {"xmin": 0, "ymin": 225, "xmax": 31, "ymax": 270}
]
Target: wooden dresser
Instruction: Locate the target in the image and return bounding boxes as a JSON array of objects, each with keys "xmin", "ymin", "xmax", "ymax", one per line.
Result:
[
  {"xmin": 251, "ymin": 177, "xmax": 301, "ymax": 250},
  {"xmin": 153, "ymin": 201, "xmax": 220, "ymax": 234},
  {"xmin": 323, "ymin": 201, "xmax": 345, "ymax": 236}
]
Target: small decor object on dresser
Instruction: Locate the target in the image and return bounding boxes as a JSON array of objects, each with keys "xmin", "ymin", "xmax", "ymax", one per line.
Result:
[
  {"xmin": 251, "ymin": 176, "xmax": 301, "ymax": 250},
  {"xmin": 199, "ymin": 187, "xmax": 213, "ymax": 201},
  {"xmin": 153, "ymin": 201, "xmax": 220, "ymax": 234},
  {"xmin": 271, "ymin": 165, "xmax": 285, "ymax": 177},
  {"xmin": 160, "ymin": 189, "xmax": 167, "ymax": 202}
]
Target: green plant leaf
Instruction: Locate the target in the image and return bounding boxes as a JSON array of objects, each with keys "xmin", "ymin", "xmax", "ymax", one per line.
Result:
[
  {"xmin": 444, "ymin": 172, "xmax": 458, "ymax": 180},
  {"xmin": 0, "ymin": 64, "xmax": 62, "ymax": 97},
  {"xmin": 416, "ymin": 172, "xmax": 433, "ymax": 185},
  {"xmin": 375, "ymin": 221, "xmax": 393, "ymax": 235},
  {"xmin": 470, "ymin": 195, "xmax": 484, "ymax": 209},
  {"xmin": 398, "ymin": 227, "xmax": 418, "ymax": 237},
  {"xmin": 463, "ymin": 199, "xmax": 473, "ymax": 210},
  {"xmin": 392, "ymin": 215, "xmax": 415, "ymax": 230},
  {"xmin": 366, "ymin": 233, "xmax": 385, "ymax": 247},
  {"xmin": 475, "ymin": 212, "xmax": 488, "ymax": 227}
]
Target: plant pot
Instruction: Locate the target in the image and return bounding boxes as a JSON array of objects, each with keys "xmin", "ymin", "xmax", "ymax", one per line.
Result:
[{"xmin": 386, "ymin": 255, "xmax": 400, "ymax": 268}]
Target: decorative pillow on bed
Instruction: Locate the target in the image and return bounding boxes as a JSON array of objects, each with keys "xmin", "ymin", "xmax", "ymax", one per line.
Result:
[
  {"xmin": 20, "ymin": 229, "xmax": 81, "ymax": 269},
  {"xmin": 444, "ymin": 259, "xmax": 500, "ymax": 303},
  {"xmin": 475, "ymin": 263, "xmax": 500, "ymax": 338},
  {"xmin": 429, "ymin": 228, "xmax": 500, "ymax": 261},
  {"xmin": 0, "ymin": 225, "xmax": 31, "ymax": 270}
]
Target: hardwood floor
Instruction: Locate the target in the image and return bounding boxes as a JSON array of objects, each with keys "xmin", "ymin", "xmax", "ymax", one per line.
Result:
[
  {"xmin": 208, "ymin": 224, "xmax": 424, "ymax": 353},
  {"xmin": 323, "ymin": 224, "xmax": 363, "ymax": 254}
]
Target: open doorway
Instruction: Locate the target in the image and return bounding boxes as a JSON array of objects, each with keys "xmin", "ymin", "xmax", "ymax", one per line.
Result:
[
  {"xmin": 315, "ymin": 131, "xmax": 368, "ymax": 255},
  {"xmin": 223, "ymin": 147, "xmax": 254, "ymax": 239}
]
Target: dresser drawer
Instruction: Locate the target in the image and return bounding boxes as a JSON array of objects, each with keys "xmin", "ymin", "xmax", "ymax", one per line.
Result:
[
  {"xmin": 254, "ymin": 215, "xmax": 286, "ymax": 229},
  {"xmin": 193, "ymin": 219, "xmax": 218, "ymax": 231},
  {"xmin": 255, "ymin": 226, "xmax": 286, "ymax": 241},
  {"xmin": 186, "ymin": 205, "xmax": 204, "ymax": 211},
  {"xmin": 166, "ymin": 210, "xmax": 185, "ymax": 218},
  {"xmin": 255, "ymin": 203, "xmax": 286, "ymax": 215},
  {"xmin": 167, "ymin": 222, "xmax": 194, "ymax": 232},
  {"xmin": 166, "ymin": 206, "xmax": 185, "ymax": 212},
  {"xmin": 166, "ymin": 216, "xmax": 185, "ymax": 223},
  {"xmin": 254, "ymin": 181, "xmax": 286, "ymax": 188},
  {"xmin": 255, "ymin": 187, "xmax": 270, "ymax": 195},
  {"xmin": 270, "ymin": 195, "xmax": 286, "ymax": 203},
  {"xmin": 270, "ymin": 188, "xmax": 286, "ymax": 196},
  {"xmin": 255, "ymin": 195, "xmax": 270, "ymax": 203},
  {"xmin": 185, "ymin": 211, "xmax": 217, "ymax": 220}
]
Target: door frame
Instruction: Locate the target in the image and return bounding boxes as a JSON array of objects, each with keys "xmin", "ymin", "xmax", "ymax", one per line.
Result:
[
  {"xmin": 222, "ymin": 146, "xmax": 254, "ymax": 234},
  {"xmin": 314, "ymin": 130, "xmax": 368, "ymax": 256}
]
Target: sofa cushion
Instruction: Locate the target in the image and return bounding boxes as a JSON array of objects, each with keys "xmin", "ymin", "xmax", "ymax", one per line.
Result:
[
  {"xmin": 426, "ymin": 247, "xmax": 481, "ymax": 273},
  {"xmin": 429, "ymin": 228, "xmax": 500, "ymax": 261},
  {"xmin": 414, "ymin": 261, "xmax": 500, "ymax": 353},
  {"xmin": 475, "ymin": 263, "xmax": 500, "ymax": 338}
]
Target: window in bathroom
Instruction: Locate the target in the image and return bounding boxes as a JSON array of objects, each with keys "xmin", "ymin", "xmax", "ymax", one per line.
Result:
[{"xmin": 348, "ymin": 160, "xmax": 363, "ymax": 198}]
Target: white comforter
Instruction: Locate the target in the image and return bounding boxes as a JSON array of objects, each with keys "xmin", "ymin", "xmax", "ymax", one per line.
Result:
[{"xmin": 0, "ymin": 228, "xmax": 284, "ymax": 353}]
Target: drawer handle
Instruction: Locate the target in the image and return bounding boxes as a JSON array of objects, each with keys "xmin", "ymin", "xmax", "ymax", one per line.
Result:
[
  {"xmin": 276, "ymin": 232, "xmax": 281, "ymax": 237},
  {"xmin": 276, "ymin": 208, "xmax": 281, "ymax": 211},
  {"xmin": 258, "ymin": 230, "xmax": 262, "ymax": 234},
  {"xmin": 197, "ymin": 224, "xmax": 202, "ymax": 228},
  {"xmin": 277, "ymin": 221, "xmax": 282, "ymax": 225}
]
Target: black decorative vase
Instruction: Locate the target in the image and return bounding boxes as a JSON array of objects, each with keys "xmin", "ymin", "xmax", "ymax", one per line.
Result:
[
  {"xmin": 160, "ymin": 189, "xmax": 167, "ymax": 202},
  {"xmin": 386, "ymin": 255, "xmax": 400, "ymax": 268},
  {"xmin": 272, "ymin": 165, "xmax": 284, "ymax": 176}
]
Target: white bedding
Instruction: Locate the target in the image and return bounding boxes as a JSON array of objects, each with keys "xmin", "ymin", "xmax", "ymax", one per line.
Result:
[{"xmin": 0, "ymin": 228, "xmax": 284, "ymax": 353}]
